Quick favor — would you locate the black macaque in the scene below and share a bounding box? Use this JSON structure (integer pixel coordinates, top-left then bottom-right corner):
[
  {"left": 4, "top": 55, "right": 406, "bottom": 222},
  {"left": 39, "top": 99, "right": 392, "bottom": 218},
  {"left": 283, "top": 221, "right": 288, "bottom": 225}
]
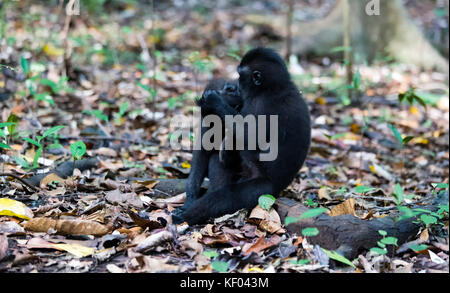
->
[
  {"left": 173, "top": 48, "right": 311, "bottom": 225},
  {"left": 181, "top": 78, "right": 243, "bottom": 213}
]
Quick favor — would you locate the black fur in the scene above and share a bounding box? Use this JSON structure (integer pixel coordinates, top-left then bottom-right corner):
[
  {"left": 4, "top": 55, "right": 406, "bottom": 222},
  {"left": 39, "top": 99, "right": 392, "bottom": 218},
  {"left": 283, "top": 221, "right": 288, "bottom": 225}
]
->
[
  {"left": 179, "top": 78, "right": 243, "bottom": 214},
  {"left": 173, "top": 48, "right": 311, "bottom": 225}
]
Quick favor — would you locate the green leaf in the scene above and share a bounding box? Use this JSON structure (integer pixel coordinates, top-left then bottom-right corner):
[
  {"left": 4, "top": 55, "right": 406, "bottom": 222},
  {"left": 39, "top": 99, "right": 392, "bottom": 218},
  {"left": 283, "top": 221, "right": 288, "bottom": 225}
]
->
[
  {"left": 378, "top": 230, "right": 387, "bottom": 236},
  {"left": 13, "top": 156, "right": 30, "bottom": 169},
  {"left": 33, "top": 147, "right": 42, "bottom": 168},
  {"left": 380, "top": 237, "right": 398, "bottom": 246},
  {"left": 0, "top": 129, "right": 5, "bottom": 139},
  {"left": 299, "top": 208, "right": 328, "bottom": 219},
  {"left": 388, "top": 124, "right": 403, "bottom": 144},
  {"left": 397, "top": 206, "right": 416, "bottom": 220},
  {"left": 47, "top": 143, "right": 63, "bottom": 149},
  {"left": 0, "top": 122, "right": 17, "bottom": 128},
  {"left": 203, "top": 250, "right": 218, "bottom": 259},
  {"left": 432, "top": 183, "right": 449, "bottom": 189},
  {"left": 70, "top": 141, "right": 86, "bottom": 161},
  {"left": 285, "top": 216, "right": 300, "bottom": 226},
  {"left": 329, "top": 133, "right": 346, "bottom": 141},
  {"left": 393, "top": 184, "right": 404, "bottom": 205},
  {"left": 420, "top": 214, "right": 437, "bottom": 226},
  {"left": 23, "top": 137, "right": 42, "bottom": 148},
  {"left": 377, "top": 241, "right": 386, "bottom": 248},
  {"left": 87, "top": 110, "right": 108, "bottom": 122},
  {"left": 370, "top": 247, "right": 387, "bottom": 255},
  {"left": 20, "top": 55, "right": 29, "bottom": 75},
  {"left": 409, "top": 244, "right": 428, "bottom": 252},
  {"left": 138, "top": 82, "right": 151, "bottom": 92},
  {"left": 211, "top": 261, "right": 229, "bottom": 273},
  {"left": 352, "top": 69, "right": 361, "bottom": 90},
  {"left": 402, "top": 136, "right": 415, "bottom": 145},
  {"left": 301, "top": 227, "right": 319, "bottom": 237},
  {"left": 226, "top": 52, "right": 241, "bottom": 61},
  {"left": 413, "top": 94, "right": 427, "bottom": 109},
  {"left": 33, "top": 92, "right": 54, "bottom": 105},
  {"left": 39, "top": 78, "right": 59, "bottom": 93},
  {"left": 42, "top": 125, "right": 65, "bottom": 139},
  {"left": 258, "top": 194, "right": 276, "bottom": 211},
  {"left": 321, "top": 248, "right": 356, "bottom": 268},
  {"left": 119, "top": 102, "right": 129, "bottom": 117},
  {"left": 290, "top": 259, "right": 310, "bottom": 265},
  {"left": 354, "top": 186, "right": 374, "bottom": 194},
  {"left": 6, "top": 114, "right": 18, "bottom": 136},
  {"left": 0, "top": 142, "right": 11, "bottom": 149}
]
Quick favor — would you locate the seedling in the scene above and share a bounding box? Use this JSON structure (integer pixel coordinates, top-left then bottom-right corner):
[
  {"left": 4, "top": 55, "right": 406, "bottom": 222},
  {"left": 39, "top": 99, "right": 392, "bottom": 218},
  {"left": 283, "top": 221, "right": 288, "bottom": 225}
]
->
[
  {"left": 258, "top": 194, "right": 276, "bottom": 211},
  {"left": 22, "top": 125, "right": 65, "bottom": 169},
  {"left": 370, "top": 230, "right": 398, "bottom": 256}
]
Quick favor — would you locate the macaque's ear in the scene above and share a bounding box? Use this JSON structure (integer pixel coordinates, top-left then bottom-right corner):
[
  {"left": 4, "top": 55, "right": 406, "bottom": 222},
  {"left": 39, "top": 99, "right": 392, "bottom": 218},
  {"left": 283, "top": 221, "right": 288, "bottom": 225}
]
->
[{"left": 252, "top": 70, "right": 262, "bottom": 86}]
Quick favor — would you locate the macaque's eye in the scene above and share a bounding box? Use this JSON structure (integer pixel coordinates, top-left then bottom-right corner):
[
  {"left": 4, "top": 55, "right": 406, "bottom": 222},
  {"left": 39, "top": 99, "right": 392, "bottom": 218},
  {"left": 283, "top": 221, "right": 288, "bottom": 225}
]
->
[{"left": 252, "top": 70, "right": 262, "bottom": 86}]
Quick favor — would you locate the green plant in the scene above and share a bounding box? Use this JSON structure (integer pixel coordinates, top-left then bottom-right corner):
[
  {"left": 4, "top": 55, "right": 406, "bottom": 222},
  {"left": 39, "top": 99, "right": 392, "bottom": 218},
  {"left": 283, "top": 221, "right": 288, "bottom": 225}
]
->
[
  {"left": 290, "top": 259, "right": 311, "bottom": 266},
  {"left": 22, "top": 125, "right": 65, "bottom": 169},
  {"left": 370, "top": 230, "right": 398, "bottom": 256},
  {"left": 398, "top": 88, "right": 427, "bottom": 108},
  {"left": 321, "top": 248, "right": 356, "bottom": 268},
  {"left": 0, "top": 120, "right": 18, "bottom": 150},
  {"left": 203, "top": 250, "right": 219, "bottom": 259},
  {"left": 395, "top": 183, "right": 448, "bottom": 232},
  {"left": 70, "top": 141, "right": 87, "bottom": 162},
  {"left": 258, "top": 194, "right": 276, "bottom": 211},
  {"left": 301, "top": 227, "right": 319, "bottom": 237},
  {"left": 138, "top": 82, "right": 157, "bottom": 103},
  {"left": 83, "top": 109, "right": 109, "bottom": 122},
  {"left": 211, "top": 261, "right": 229, "bottom": 273},
  {"left": 114, "top": 102, "right": 129, "bottom": 124},
  {"left": 305, "top": 198, "right": 318, "bottom": 208}
]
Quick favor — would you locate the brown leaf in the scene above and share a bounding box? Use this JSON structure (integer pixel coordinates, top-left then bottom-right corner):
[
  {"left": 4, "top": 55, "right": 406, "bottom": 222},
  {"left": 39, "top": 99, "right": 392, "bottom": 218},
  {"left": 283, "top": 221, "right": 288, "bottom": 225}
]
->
[
  {"left": 330, "top": 198, "right": 356, "bottom": 217},
  {"left": 248, "top": 206, "right": 285, "bottom": 234},
  {"left": 243, "top": 235, "right": 281, "bottom": 256},
  {"left": 200, "top": 234, "right": 229, "bottom": 246},
  {"left": 127, "top": 210, "right": 163, "bottom": 230},
  {"left": 23, "top": 217, "right": 109, "bottom": 236},
  {"left": 40, "top": 173, "right": 65, "bottom": 189},
  {"left": 105, "top": 190, "right": 143, "bottom": 209},
  {"left": 135, "top": 230, "right": 173, "bottom": 253},
  {"left": 318, "top": 186, "right": 332, "bottom": 200}
]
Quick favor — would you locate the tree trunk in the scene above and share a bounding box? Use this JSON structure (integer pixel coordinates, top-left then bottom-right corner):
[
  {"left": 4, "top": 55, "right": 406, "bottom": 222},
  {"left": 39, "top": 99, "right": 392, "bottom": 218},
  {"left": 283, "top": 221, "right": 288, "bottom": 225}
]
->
[{"left": 245, "top": 0, "right": 449, "bottom": 74}]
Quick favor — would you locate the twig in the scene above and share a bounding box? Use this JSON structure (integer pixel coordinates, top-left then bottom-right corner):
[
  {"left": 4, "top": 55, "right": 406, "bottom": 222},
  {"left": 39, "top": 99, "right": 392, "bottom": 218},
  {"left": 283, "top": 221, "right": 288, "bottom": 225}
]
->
[
  {"left": 0, "top": 173, "right": 39, "bottom": 192},
  {"left": 58, "top": 135, "right": 160, "bottom": 147}
]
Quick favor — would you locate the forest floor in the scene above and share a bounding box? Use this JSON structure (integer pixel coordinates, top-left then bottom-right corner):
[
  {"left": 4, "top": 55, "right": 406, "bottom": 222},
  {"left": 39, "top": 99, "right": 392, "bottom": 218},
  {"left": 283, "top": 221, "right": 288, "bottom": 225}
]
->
[{"left": 0, "top": 1, "right": 448, "bottom": 273}]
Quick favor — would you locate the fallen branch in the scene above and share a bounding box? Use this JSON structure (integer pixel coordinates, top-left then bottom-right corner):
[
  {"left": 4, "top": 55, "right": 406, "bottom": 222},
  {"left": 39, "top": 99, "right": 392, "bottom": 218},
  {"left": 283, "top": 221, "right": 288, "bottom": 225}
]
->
[
  {"left": 274, "top": 197, "right": 447, "bottom": 259},
  {"left": 24, "top": 158, "right": 100, "bottom": 187},
  {"left": 0, "top": 173, "right": 40, "bottom": 192}
]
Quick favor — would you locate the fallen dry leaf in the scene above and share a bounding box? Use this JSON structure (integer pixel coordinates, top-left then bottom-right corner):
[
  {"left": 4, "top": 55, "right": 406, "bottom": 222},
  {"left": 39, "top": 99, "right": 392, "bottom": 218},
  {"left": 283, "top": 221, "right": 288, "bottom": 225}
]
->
[
  {"left": 243, "top": 235, "right": 281, "bottom": 256},
  {"left": 248, "top": 206, "right": 285, "bottom": 234},
  {"left": 23, "top": 217, "right": 109, "bottom": 236},
  {"left": 330, "top": 198, "right": 356, "bottom": 217},
  {"left": 40, "top": 173, "right": 65, "bottom": 189},
  {"left": 135, "top": 230, "right": 173, "bottom": 253},
  {"left": 0, "top": 198, "right": 33, "bottom": 220},
  {"left": 26, "top": 237, "right": 95, "bottom": 258}
]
